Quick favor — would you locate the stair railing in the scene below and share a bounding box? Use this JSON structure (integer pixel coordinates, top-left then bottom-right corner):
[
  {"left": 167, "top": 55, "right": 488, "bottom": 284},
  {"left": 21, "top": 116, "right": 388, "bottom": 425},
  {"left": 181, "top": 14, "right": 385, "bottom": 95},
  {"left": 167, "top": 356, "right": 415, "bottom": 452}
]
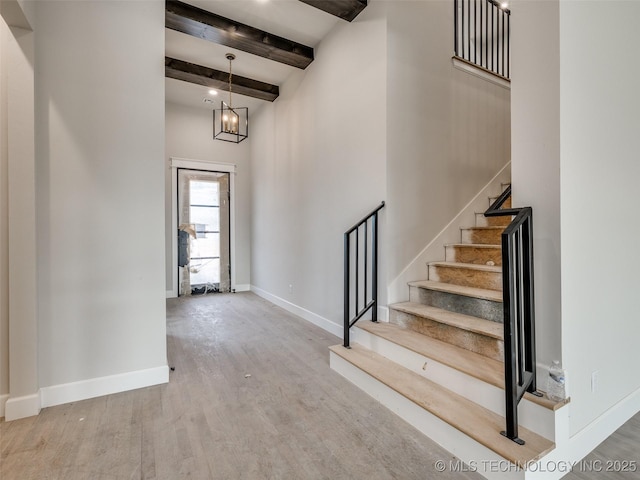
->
[
  {"left": 454, "top": 0, "right": 511, "bottom": 79},
  {"left": 343, "top": 202, "right": 385, "bottom": 348},
  {"left": 485, "top": 186, "right": 541, "bottom": 445}
]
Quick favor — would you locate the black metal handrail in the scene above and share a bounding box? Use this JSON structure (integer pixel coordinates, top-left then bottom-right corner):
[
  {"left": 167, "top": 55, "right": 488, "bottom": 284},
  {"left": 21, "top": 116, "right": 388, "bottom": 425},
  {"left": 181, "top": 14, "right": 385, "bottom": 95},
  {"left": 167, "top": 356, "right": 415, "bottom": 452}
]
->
[
  {"left": 454, "top": 0, "right": 511, "bottom": 79},
  {"left": 343, "top": 201, "right": 385, "bottom": 348},
  {"left": 485, "top": 186, "right": 541, "bottom": 444}
]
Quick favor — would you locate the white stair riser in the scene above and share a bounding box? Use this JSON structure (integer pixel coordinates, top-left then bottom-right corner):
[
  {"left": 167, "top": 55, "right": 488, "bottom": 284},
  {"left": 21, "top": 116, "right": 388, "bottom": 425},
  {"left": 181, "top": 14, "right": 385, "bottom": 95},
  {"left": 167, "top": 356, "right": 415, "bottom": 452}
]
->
[
  {"left": 330, "top": 351, "right": 527, "bottom": 480},
  {"left": 354, "top": 327, "right": 556, "bottom": 441}
]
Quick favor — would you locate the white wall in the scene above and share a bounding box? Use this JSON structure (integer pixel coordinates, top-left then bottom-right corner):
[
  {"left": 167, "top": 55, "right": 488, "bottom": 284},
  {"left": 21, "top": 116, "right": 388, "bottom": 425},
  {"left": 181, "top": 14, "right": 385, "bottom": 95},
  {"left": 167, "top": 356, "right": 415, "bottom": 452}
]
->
[
  {"left": 559, "top": 0, "right": 640, "bottom": 435},
  {"left": 385, "top": 1, "right": 511, "bottom": 286},
  {"left": 250, "top": 3, "right": 387, "bottom": 328},
  {"left": 250, "top": 0, "right": 510, "bottom": 330},
  {"left": 510, "top": 0, "right": 562, "bottom": 382},
  {"left": 0, "top": 17, "right": 9, "bottom": 403},
  {"left": 511, "top": 0, "right": 640, "bottom": 444},
  {"left": 34, "top": 1, "right": 167, "bottom": 391},
  {"left": 165, "top": 101, "right": 252, "bottom": 292},
  {"left": 2, "top": 11, "right": 38, "bottom": 420}
]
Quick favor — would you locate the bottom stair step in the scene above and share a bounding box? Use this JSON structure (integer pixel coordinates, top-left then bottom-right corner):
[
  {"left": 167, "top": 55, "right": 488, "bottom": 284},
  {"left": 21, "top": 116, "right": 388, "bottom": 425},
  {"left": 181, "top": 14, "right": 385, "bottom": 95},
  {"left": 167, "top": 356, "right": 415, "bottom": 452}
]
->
[{"left": 329, "top": 343, "right": 554, "bottom": 468}]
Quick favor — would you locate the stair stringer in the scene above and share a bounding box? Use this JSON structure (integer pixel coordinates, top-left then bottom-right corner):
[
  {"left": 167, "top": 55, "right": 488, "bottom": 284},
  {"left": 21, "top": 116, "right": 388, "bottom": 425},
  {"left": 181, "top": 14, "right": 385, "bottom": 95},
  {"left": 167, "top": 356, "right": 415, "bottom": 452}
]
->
[
  {"left": 353, "top": 325, "right": 558, "bottom": 441},
  {"left": 387, "top": 162, "right": 511, "bottom": 306}
]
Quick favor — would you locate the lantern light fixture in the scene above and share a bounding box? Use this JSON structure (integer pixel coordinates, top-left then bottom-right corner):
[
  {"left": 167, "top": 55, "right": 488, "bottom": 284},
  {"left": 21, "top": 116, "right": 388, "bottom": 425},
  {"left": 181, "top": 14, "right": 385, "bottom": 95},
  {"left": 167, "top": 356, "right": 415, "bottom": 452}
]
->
[{"left": 213, "top": 53, "right": 248, "bottom": 143}]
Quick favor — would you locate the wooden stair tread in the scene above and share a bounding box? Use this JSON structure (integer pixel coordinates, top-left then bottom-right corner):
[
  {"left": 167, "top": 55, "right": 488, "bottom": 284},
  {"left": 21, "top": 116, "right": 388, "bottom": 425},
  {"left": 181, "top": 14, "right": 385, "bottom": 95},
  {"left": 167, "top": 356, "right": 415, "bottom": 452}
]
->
[
  {"left": 390, "top": 301, "right": 503, "bottom": 340},
  {"left": 357, "top": 320, "right": 504, "bottom": 386},
  {"left": 429, "top": 261, "right": 502, "bottom": 273},
  {"left": 410, "top": 280, "right": 503, "bottom": 303},
  {"left": 330, "top": 344, "right": 555, "bottom": 465},
  {"left": 356, "top": 321, "right": 563, "bottom": 411}
]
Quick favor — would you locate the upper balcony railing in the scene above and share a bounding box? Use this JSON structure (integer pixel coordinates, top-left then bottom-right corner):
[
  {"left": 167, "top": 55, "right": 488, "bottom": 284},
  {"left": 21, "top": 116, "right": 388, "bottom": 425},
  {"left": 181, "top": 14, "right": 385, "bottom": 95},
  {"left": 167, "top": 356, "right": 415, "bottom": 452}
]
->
[{"left": 454, "top": 0, "right": 511, "bottom": 79}]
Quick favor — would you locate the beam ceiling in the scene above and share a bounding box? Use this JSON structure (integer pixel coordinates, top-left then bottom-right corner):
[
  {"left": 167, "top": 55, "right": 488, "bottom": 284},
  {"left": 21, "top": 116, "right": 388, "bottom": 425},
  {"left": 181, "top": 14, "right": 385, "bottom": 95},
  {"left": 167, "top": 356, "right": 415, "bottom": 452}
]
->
[
  {"left": 165, "top": 57, "right": 280, "bottom": 102},
  {"left": 166, "top": 0, "right": 314, "bottom": 70},
  {"left": 298, "top": 0, "right": 367, "bottom": 22}
]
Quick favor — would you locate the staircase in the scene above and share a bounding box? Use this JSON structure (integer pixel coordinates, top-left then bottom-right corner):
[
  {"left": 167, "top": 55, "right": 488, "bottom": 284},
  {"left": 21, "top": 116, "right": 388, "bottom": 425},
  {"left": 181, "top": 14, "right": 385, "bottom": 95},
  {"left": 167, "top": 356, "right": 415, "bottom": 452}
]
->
[{"left": 330, "top": 187, "right": 565, "bottom": 479}]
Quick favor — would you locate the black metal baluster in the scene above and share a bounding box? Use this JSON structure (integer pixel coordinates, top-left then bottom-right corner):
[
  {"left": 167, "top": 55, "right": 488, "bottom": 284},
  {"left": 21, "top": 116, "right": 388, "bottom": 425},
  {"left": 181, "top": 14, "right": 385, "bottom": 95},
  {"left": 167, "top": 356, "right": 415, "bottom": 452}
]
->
[
  {"left": 491, "top": 3, "right": 494, "bottom": 72},
  {"left": 502, "top": 233, "right": 519, "bottom": 442},
  {"left": 485, "top": 1, "right": 488, "bottom": 68},
  {"left": 364, "top": 221, "right": 368, "bottom": 308},
  {"left": 474, "top": 0, "right": 477, "bottom": 64},
  {"left": 343, "top": 233, "right": 350, "bottom": 348},
  {"left": 507, "top": 11, "right": 510, "bottom": 78},
  {"left": 372, "top": 213, "right": 378, "bottom": 322},
  {"left": 523, "top": 214, "right": 538, "bottom": 392},
  {"left": 501, "top": 9, "right": 505, "bottom": 77},
  {"left": 355, "top": 227, "right": 359, "bottom": 315},
  {"left": 480, "top": 0, "right": 483, "bottom": 67},
  {"left": 467, "top": 0, "right": 471, "bottom": 61},
  {"left": 454, "top": 0, "right": 459, "bottom": 56}
]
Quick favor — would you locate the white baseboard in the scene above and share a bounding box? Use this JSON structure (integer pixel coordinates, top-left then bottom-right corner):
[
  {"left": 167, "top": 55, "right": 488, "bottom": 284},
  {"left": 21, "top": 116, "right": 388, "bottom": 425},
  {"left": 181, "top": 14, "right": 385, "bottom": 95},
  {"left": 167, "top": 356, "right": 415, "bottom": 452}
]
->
[
  {"left": 377, "top": 305, "right": 389, "bottom": 322},
  {"left": 251, "top": 285, "right": 342, "bottom": 338},
  {"left": 233, "top": 284, "right": 251, "bottom": 292},
  {"left": 530, "top": 387, "right": 640, "bottom": 480},
  {"left": 0, "top": 393, "right": 8, "bottom": 418},
  {"left": 166, "top": 289, "right": 177, "bottom": 299},
  {"left": 4, "top": 391, "right": 41, "bottom": 421},
  {"left": 40, "top": 365, "right": 169, "bottom": 409}
]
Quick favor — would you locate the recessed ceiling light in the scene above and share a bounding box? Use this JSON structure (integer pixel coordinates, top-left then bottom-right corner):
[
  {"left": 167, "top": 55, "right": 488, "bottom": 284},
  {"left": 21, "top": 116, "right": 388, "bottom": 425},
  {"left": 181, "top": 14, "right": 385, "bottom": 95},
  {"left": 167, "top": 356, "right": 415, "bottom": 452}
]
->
[{"left": 208, "top": 89, "right": 218, "bottom": 96}]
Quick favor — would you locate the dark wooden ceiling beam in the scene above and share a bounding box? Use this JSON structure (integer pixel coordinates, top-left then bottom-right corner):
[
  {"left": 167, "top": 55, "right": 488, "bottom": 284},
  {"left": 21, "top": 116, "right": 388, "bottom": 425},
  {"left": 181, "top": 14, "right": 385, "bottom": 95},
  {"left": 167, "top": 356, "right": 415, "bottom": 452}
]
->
[
  {"left": 166, "top": 0, "right": 314, "bottom": 70},
  {"left": 165, "top": 57, "right": 280, "bottom": 102},
  {"left": 298, "top": 0, "right": 367, "bottom": 22}
]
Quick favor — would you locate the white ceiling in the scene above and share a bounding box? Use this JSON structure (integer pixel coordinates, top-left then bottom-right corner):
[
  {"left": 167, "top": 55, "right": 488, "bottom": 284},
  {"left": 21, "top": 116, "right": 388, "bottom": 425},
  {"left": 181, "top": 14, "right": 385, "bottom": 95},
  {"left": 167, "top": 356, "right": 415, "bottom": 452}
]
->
[{"left": 165, "top": 0, "right": 341, "bottom": 113}]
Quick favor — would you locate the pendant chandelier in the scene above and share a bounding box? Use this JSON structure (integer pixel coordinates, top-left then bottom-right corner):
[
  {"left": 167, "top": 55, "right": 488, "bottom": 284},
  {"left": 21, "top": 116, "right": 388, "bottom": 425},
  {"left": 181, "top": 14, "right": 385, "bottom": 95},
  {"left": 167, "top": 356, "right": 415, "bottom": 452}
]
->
[{"left": 213, "top": 53, "right": 248, "bottom": 143}]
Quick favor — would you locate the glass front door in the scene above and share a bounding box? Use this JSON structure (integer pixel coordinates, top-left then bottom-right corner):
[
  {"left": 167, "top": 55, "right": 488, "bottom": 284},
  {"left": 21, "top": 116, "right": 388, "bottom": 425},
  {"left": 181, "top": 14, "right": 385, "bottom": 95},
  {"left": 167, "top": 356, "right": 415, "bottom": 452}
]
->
[{"left": 177, "top": 169, "right": 230, "bottom": 295}]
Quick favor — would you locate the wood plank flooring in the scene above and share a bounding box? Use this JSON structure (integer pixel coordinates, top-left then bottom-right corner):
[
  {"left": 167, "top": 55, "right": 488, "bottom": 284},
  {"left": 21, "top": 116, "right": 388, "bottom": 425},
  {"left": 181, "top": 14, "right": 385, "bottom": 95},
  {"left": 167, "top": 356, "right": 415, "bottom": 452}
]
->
[
  {"left": 563, "top": 411, "right": 640, "bottom": 480},
  {"left": 0, "top": 292, "right": 482, "bottom": 480},
  {"left": 1, "top": 292, "right": 638, "bottom": 479}
]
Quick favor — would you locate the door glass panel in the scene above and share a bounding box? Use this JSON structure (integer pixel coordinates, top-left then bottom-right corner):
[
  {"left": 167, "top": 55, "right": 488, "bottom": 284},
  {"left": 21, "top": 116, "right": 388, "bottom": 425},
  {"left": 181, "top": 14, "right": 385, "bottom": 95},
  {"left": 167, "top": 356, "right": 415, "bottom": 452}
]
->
[
  {"left": 177, "top": 170, "right": 230, "bottom": 295},
  {"left": 190, "top": 181, "right": 219, "bottom": 206},
  {"left": 190, "top": 233, "right": 220, "bottom": 259},
  {"left": 189, "top": 258, "right": 220, "bottom": 285},
  {"left": 189, "top": 206, "right": 220, "bottom": 231}
]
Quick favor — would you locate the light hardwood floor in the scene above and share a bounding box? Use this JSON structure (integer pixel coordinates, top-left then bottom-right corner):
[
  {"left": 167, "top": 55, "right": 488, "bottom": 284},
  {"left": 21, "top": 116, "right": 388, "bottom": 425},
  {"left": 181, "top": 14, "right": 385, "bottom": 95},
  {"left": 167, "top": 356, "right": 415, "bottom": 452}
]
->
[{"left": 0, "top": 292, "right": 638, "bottom": 479}]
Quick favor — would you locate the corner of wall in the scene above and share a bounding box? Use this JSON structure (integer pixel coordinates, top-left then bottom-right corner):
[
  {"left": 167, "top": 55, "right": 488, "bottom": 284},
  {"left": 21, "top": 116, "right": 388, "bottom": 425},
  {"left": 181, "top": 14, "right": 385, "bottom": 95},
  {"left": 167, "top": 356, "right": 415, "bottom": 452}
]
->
[
  {"left": 0, "top": 15, "right": 10, "bottom": 401},
  {"left": 0, "top": 393, "right": 9, "bottom": 418}
]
